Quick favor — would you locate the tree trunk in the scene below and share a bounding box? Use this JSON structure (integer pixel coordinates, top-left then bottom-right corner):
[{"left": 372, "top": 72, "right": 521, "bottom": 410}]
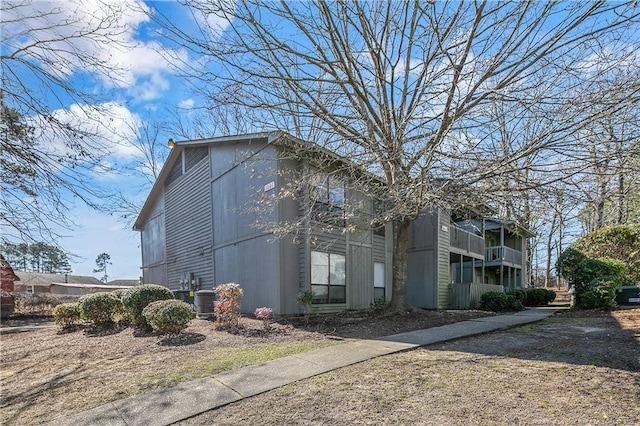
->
[
  {"left": 544, "top": 212, "right": 557, "bottom": 288},
  {"left": 617, "top": 171, "right": 625, "bottom": 225},
  {"left": 388, "top": 218, "right": 413, "bottom": 312}
]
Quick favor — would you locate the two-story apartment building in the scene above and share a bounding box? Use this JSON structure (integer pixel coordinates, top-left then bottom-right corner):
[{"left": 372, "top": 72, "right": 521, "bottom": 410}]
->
[
  {"left": 134, "top": 131, "right": 531, "bottom": 314},
  {"left": 407, "top": 211, "right": 532, "bottom": 310},
  {"left": 133, "top": 132, "right": 392, "bottom": 315}
]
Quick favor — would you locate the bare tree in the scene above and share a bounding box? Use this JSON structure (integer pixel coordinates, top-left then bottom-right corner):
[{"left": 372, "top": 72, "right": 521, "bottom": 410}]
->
[
  {"left": 0, "top": 0, "right": 147, "bottom": 242},
  {"left": 153, "top": 1, "right": 639, "bottom": 311},
  {"left": 569, "top": 62, "right": 640, "bottom": 232}
]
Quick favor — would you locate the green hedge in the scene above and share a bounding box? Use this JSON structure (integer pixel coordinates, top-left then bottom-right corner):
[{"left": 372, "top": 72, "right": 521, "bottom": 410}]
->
[
  {"left": 580, "top": 279, "right": 617, "bottom": 310},
  {"left": 142, "top": 299, "right": 193, "bottom": 334},
  {"left": 78, "top": 292, "right": 122, "bottom": 326},
  {"left": 524, "top": 288, "right": 556, "bottom": 306},
  {"left": 122, "top": 284, "right": 174, "bottom": 327},
  {"left": 52, "top": 302, "right": 82, "bottom": 328},
  {"left": 480, "top": 292, "right": 524, "bottom": 312}
]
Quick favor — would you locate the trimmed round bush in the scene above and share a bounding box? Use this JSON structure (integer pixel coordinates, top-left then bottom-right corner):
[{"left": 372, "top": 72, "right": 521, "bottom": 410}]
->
[
  {"left": 525, "top": 288, "right": 548, "bottom": 306},
  {"left": 52, "top": 302, "right": 82, "bottom": 328},
  {"left": 142, "top": 299, "right": 193, "bottom": 335},
  {"left": 506, "top": 289, "right": 526, "bottom": 304},
  {"left": 78, "top": 292, "right": 122, "bottom": 326},
  {"left": 109, "top": 288, "right": 128, "bottom": 322},
  {"left": 480, "top": 292, "right": 523, "bottom": 312},
  {"left": 543, "top": 289, "right": 557, "bottom": 304},
  {"left": 122, "top": 284, "right": 174, "bottom": 327}
]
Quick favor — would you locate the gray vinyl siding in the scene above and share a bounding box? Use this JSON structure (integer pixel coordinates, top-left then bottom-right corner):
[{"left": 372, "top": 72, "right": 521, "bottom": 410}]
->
[
  {"left": 165, "top": 153, "right": 183, "bottom": 187},
  {"left": 184, "top": 147, "right": 208, "bottom": 172},
  {"left": 373, "top": 235, "right": 386, "bottom": 262},
  {"left": 436, "top": 210, "right": 451, "bottom": 309},
  {"left": 165, "top": 157, "right": 213, "bottom": 291}
]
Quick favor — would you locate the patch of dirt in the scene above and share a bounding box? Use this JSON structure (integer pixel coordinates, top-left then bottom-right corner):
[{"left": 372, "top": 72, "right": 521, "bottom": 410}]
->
[
  {"left": 0, "top": 309, "right": 490, "bottom": 425},
  {"left": 181, "top": 308, "right": 640, "bottom": 426},
  {"left": 278, "top": 308, "right": 494, "bottom": 339}
]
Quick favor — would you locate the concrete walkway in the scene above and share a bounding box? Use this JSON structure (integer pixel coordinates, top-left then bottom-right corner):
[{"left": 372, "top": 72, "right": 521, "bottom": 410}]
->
[{"left": 49, "top": 308, "right": 554, "bottom": 426}]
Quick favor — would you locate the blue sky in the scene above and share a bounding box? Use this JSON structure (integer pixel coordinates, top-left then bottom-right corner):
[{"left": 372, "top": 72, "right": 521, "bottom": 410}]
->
[
  {"left": 1, "top": 0, "right": 224, "bottom": 279},
  {"left": 3, "top": 1, "right": 638, "bottom": 280}
]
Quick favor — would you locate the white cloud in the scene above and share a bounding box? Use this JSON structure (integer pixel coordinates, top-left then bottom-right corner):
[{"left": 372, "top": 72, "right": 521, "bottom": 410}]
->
[
  {"left": 28, "top": 101, "right": 144, "bottom": 182},
  {"left": 189, "top": 0, "right": 235, "bottom": 38},
  {"left": 2, "top": 0, "right": 185, "bottom": 102},
  {"left": 178, "top": 98, "right": 195, "bottom": 109}
]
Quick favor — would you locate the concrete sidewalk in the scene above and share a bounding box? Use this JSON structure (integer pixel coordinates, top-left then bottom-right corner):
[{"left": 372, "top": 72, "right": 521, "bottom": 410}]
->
[{"left": 49, "top": 308, "right": 554, "bottom": 426}]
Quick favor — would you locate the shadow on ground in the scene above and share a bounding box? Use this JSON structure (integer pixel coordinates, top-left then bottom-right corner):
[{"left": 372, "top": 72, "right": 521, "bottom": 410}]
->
[
  {"left": 277, "top": 309, "right": 494, "bottom": 339},
  {"left": 428, "top": 308, "right": 640, "bottom": 372}
]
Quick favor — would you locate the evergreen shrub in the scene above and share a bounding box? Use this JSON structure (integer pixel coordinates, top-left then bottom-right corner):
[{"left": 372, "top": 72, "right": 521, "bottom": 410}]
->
[
  {"left": 580, "top": 279, "right": 617, "bottom": 310},
  {"left": 78, "top": 292, "right": 121, "bottom": 326},
  {"left": 142, "top": 299, "right": 193, "bottom": 334},
  {"left": 122, "top": 284, "right": 174, "bottom": 327},
  {"left": 52, "top": 302, "right": 82, "bottom": 328},
  {"left": 480, "top": 291, "right": 523, "bottom": 312}
]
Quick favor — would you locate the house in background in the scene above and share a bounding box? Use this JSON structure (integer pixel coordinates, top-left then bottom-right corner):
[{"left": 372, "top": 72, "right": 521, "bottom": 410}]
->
[
  {"left": 107, "top": 279, "right": 141, "bottom": 287},
  {"left": 13, "top": 272, "right": 137, "bottom": 296},
  {"left": 1, "top": 254, "right": 19, "bottom": 293},
  {"left": 134, "top": 131, "right": 532, "bottom": 314}
]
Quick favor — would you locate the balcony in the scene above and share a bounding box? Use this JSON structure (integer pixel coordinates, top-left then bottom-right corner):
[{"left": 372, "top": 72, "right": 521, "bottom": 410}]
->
[
  {"left": 449, "top": 226, "right": 485, "bottom": 259},
  {"left": 485, "top": 246, "right": 522, "bottom": 267}
]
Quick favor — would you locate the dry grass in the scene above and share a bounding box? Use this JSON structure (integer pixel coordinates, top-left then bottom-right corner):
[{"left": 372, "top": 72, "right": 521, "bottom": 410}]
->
[
  {"left": 0, "top": 317, "right": 337, "bottom": 426},
  {"left": 181, "top": 309, "right": 640, "bottom": 426},
  {"left": 0, "top": 308, "right": 488, "bottom": 425}
]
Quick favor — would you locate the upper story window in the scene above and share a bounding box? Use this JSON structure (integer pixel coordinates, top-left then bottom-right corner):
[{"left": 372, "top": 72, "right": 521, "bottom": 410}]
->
[{"left": 310, "top": 174, "right": 345, "bottom": 222}]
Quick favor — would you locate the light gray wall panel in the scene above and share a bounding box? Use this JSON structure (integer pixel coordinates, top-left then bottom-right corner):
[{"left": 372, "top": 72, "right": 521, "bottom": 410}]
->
[
  {"left": 210, "top": 144, "right": 236, "bottom": 180},
  {"left": 212, "top": 144, "right": 278, "bottom": 246},
  {"left": 213, "top": 236, "right": 281, "bottom": 314},
  {"left": 144, "top": 264, "right": 166, "bottom": 286},
  {"left": 140, "top": 192, "right": 166, "bottom": 285},
  {"left": 407, "top": 249, "right": 437, "bottom": 309},
  {"left": 213, "top": 244, "right": 237, "bottom": 285},
  {"left": 165, "top": 158, "right": 213, "bottom": 291},
  {"left": 278, "top": 158, "right": 303, "bottom": 314},
  {"left": 212, "top": 171, "right": 238, "bottom": 244},
  {"left": 147, "top": 191, "right": 164, "bottom": 218},
  {"left": 348, "top": 245, "right": 373, "bottom": 309},
  {"left": 141, "top": 213, "right": 165, "bottom": 266},
  {"left": 409, "top": 210, "right": 437, "bottom": 250}
]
